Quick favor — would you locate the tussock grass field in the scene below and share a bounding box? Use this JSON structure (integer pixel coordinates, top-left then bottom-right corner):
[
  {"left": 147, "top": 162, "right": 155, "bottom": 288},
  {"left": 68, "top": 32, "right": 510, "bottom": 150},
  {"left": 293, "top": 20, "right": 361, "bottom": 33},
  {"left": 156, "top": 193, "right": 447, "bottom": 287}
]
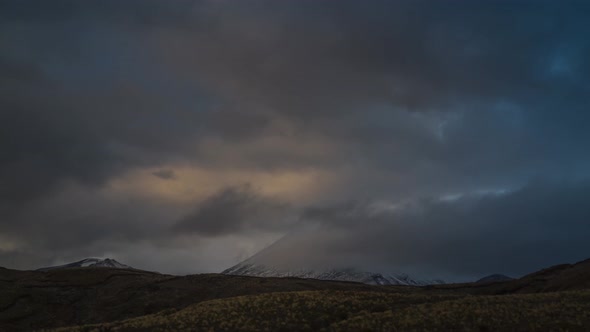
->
[{"left": 53, "top": 289, "right": 590, "bottom": 332}]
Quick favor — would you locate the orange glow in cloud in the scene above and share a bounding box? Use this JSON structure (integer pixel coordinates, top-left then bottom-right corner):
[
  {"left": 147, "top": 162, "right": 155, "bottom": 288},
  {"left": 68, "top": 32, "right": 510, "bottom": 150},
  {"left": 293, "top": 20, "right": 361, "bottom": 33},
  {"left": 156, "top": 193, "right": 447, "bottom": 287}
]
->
[{"left": 106, "top": 165, "right": 333, "bottom": 206}]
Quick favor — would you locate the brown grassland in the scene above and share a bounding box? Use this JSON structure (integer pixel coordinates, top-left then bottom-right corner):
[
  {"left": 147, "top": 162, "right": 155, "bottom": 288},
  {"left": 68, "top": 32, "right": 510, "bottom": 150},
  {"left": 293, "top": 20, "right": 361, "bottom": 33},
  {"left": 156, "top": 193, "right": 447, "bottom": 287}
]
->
[{"left": 53, "top": 289, "right": 590, "bottom": 332}]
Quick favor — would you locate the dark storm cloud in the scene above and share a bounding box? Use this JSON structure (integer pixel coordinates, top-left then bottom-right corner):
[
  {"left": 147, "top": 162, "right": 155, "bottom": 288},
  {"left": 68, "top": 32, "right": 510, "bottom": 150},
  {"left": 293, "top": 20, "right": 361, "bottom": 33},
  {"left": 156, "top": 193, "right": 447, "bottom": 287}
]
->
[
  {"left": 1, "top": 0, "right": 590, "bottom": 275},
  {"left": 0, "top": 3, "right": 203, "bottom": 209},
  {"left": 147, "top": 0, "right": 590, "bottom": 189},
  {"left": 2, "top": 0, "right": 590, "bottom": 200},
  {"left": 152, "top": 169, "right": 176, "bottom": 180},
  {"left": 0, "top": 0, "right": 194, "bottom": 24},
  {"left": 156, "top": 0, "right": 590, "bottom": 111},
  {"left": 0, "top": 58, "right": 121, "bottom": 209},
  {"left": 174, "top": 185, "right": 291, "bottom": 236}
]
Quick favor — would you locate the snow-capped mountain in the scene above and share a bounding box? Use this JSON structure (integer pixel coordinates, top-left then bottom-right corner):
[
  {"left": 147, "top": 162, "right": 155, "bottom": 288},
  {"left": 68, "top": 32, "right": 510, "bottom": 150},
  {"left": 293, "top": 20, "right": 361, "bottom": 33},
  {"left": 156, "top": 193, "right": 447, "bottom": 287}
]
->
[
  {"left": 222, "top": 262, "right": 444, "bottom": 286},
  {"left": 38, "top": 258, "right": 131, "bottom": 271},
  {"left": 221, "top": 231, "right": 444, "bottom": 286}
]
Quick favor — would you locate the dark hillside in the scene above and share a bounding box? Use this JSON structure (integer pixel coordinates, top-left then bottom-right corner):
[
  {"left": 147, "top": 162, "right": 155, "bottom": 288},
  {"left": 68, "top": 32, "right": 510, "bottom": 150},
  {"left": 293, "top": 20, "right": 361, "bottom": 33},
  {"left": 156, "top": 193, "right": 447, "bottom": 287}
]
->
[{"left": 0, "top": 267, "right": 394, "bottom": 331}]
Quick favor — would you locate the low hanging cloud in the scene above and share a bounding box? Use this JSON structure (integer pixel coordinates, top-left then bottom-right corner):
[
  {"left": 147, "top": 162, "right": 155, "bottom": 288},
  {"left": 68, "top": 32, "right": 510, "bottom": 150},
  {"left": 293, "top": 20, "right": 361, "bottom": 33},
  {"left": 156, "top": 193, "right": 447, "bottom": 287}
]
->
[
  {"left": 249, "top": 181, "right": 590, "bottom": 281},
  {"left": 174, "top": 184, "right": 292, "bottom": 237}
]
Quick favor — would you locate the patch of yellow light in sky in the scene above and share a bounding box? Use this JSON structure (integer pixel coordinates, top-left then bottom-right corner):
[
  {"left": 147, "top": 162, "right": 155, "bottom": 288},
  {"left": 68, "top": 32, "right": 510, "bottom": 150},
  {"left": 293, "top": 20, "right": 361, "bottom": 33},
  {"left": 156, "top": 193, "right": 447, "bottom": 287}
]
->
[
  {"left": 0, "top": 235, "right": 22, "bottom": 252},
  {"left": 106, "top": 165, "right": 333, "bottom": 206}
]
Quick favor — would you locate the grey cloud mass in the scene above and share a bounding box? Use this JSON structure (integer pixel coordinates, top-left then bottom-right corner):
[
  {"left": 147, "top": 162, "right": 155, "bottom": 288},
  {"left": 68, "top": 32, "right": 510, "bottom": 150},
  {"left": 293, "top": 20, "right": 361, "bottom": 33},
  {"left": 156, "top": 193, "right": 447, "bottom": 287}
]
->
[
  {"left": 174, "top": 185, "right": 291, "bottom": 236},
  {"left": 152, "top": 169, "right": 177, "bottom": 180},
  {"left": 1, "top": 0, "right": 590, "bottom": 279}
]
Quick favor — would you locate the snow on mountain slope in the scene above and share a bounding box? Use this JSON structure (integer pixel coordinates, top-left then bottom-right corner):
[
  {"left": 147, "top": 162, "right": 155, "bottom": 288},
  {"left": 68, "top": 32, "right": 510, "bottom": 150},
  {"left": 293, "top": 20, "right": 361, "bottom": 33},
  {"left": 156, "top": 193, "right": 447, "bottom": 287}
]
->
[
  {"left": 221, "top": 231, "right": 444, "bottom": 286},
  {"left": 222, "top": 262, "right": 444, "bottom": 286},
  {"left": 38, "top": 258, "right": 131, "bottom": 271}
]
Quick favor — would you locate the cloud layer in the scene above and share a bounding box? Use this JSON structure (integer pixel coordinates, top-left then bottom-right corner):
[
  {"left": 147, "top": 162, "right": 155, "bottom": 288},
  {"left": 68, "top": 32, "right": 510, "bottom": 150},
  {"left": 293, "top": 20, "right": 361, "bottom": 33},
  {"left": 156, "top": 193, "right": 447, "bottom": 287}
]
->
[{"left": 1, "top": 0, "right": 590, "bottom": 279}]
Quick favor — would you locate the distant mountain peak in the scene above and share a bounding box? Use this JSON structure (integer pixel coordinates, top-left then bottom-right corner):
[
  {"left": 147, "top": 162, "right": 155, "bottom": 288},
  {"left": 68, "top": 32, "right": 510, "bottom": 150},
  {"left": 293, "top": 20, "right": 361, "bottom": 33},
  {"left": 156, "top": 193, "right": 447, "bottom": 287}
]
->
[
  {"left": 222, "top": 262, "right": 444, "bottom": 286},
  {"left": 476, "top": 274, "right": 514, "bottom": 283},
  {"left": 38, "top": 258, "right": 131, "bottom": 271}
]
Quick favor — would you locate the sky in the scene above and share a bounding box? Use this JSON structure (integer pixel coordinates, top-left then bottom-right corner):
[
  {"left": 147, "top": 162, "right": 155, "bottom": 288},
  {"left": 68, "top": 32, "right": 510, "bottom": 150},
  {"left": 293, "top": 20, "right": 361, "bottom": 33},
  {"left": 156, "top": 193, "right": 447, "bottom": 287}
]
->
[{"left": 1, "top": 0, "right": 590, "bottom": 281}]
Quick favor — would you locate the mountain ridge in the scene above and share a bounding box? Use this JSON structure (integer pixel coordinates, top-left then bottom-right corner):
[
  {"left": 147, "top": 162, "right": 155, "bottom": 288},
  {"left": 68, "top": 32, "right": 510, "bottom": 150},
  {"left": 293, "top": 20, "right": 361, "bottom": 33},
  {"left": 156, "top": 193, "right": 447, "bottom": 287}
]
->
[
  {"left": 37, "top": 258, "right": 131, "bottom": 271},
  {"left": 2, "top": 257, "right": 590, "bottom": 331},
  {"left": 222, "top": 262, "right": 444, "bottom": 286},
  {"left": 476, "top": 274, "right": 514, "bottom": 283}
]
